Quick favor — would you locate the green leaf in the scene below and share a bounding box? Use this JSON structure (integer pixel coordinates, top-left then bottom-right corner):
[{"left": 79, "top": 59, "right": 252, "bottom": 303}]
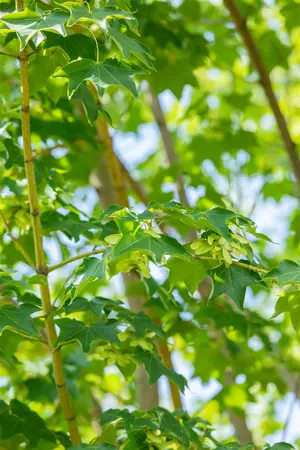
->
[
  {"left": 148, "top": 202, "right": 252, "bottom": 241},
  {"left": 54, "top": 58, "right": 142, "bottom": 98},
  {"left": 159, "top": 410, "right": 189, "bottom": 444},
  {"left": 0, "top": 400, "right": 56, "bottom": 446},
  {"left": 1, "top": 9, "right": 68, "bottom": 49},
  {"left": 209, "top": 264, "right": 262, "bottom": 309},
  {"left": 41, "top": 211, "right": 95, "bottom": 241},
  {"left": 43, "top": 32, "right": 98, "bottom": 60},
  {"left": 112, "top": 229, "right": 187, "bottom": 262},
  {"left": 216, "top": 444, "right": 255, "bottom": 450},
  {"left": 110, "top": 27, "right": 155, "bottom": 68},
  {"left": 27, "top": 274, "right": 48, "bottom": 285},
  {"left": 258, "top": 30, "right": 291, "bottom": 70},
  {"left": 100, "top": 408, "right": 157, "bottom": 431},
  {"left": 167, "top": 257, "right": 214, "bottom": 293},
  {"left": 73, "top": 82, "right": 112, "bottom": 124},
  {"left": 69, "top": 445, "right": 116, "bottom": 450},
  {"left": 63, "top": 2, "right": 136, "bottom": 28},
  {"left": 64, "top": 296, "right": 122, "bottom": 316},
  {"left": 54, "top": 318, "right": 120, "bottom": 351},
  {"left": 265, "top": 260, "right": 300, "bottom": 285},
  {"left": 0, "top": 304, "right": 40, "bottom": 338},
  {"left": 4, "top": 139, "right": 23, "bottom": 169},
  {"left": 272, "top": 288, "right": 300, "bottom": 332},
  {"left": 201, "top": 207, "right": 252, "bottom": 242},
  {"left": 266, "top": 444, "right": 295, "bottom": 450},
  {"left": 134, "top": 348, "right": 187, "bottom": 392},
  {"left": 29, "top": 51, "right": 67, "bottom": 95},
  {"left": 74, "top": 257, "right": 106, "bottom": 283},
  {"left": 121, "top": 311, "right": 165, "bottom": 339}
]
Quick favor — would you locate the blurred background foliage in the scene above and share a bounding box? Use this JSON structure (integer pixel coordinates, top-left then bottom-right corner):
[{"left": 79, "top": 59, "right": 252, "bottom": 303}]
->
[{"left": 0, "top": 0, "right": 300, "bottom": 447}]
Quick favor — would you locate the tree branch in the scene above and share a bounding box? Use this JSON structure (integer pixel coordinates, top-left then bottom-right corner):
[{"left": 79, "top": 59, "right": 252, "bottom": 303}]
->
[
  {"left": 118, "top": 157, "right": 149, "bottom": 206},
  {"left": 48, "top": 248, "right": 105, "bottom": 273},
  {"left": 0, "top": 210, "right": 35, "bottom": 267},
  {"left": 282, "top": 376, "right": 299, "bottom": 441},
  {"left": 16, "top": 0, "right": 80, "bottom": 442},
  {"left": 194, "top": 255, "right": 268, "bottom": 274},
  {"left": 147, "top": 89, "right": 193, "bottom": 207},
  {"left": 0, "top": 50, "right": 19, "bottom": 58},
  {"left": 223, "top": 0, "right": 300, "bottom": 189},
  {"left": 89, "top": 83, "right": 129, "bottom": 206},
  {"left": 148, "top": 89, "right": 254, "bottom": 441}
]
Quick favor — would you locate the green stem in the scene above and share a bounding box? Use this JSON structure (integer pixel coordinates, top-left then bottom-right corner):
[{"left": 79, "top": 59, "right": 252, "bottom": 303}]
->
[
  {"left": 0, "top": 50, "right": 18, "bottom": 58},
  {"left": 16, "top": 0, "right": 81, "bottom": 443},
  {"left": 48, "top": 248, "right": 105, "bottom": 273},
  {"left": 194, "top": 255, "right": 268, "bottom": 274}
]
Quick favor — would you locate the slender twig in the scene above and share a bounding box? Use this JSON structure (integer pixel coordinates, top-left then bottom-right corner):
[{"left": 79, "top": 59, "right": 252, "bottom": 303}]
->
[
  {"left": 118, "top": 157, "right": 149, "bottom": 206},
  {"left": 48, "top": 248, "right": 105, "bottom": 273},
  {"left": 52, "top": 267, "right": 77, "bottom": 308},
  {"left": 147, "top": 89, "right": 197, "bottom": 242},
  {"left": 147, "top": 90, "right": 254, "bottom": 439},
  {"left": 194, "top": 255, "right": 268, "bottom": 274},
  {"left": 89, "top": 102, "right": 165, "bottom": 410},
  {"left": 89, "top": 82, "right": 129, "bottom": 206},
  {"left": 223, "top": 0, "right": 300, "bottom": 188},
  {"left": 247, "top": 180, "right": 268, "bottom": 217},
  {"left": 157, "top": 339, "right": 182, "bottom": 409},
  {"left": 0, "top": 211, "right": 35, "bottom": 267},
  {"left": 147, "top": 89, "right": 192, "bottom": 208},
  {"left": 16, "top": 0, "right": 81, "bottom": 443},
  {"left": 0, "top": 50, "right": 19, "bottom": 58}
]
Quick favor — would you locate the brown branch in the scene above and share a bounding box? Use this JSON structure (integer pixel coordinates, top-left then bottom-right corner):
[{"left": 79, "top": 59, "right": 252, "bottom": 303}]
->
[
  {"left": 147, "top": 90, "right": 254, "bottom": 441},
  {"left": 85, "top": 99, "right": 161, "bottom": 410},
  {"left": 223, "top": 0, "right": 300, "bottom": 188},
  {"left": 118, "top": 157, "right": 149, "bottom": 206},
  {"left": 224, "top": 368, "right": 254, "bottom": 444},
  {"left": 147, "top": 89, "right": 193, "bottom": 207},
  {"left": 89, "top": 83, "right": 129, "bottom": 206},
  {"left": 157, "top": 339, "right": 182, "bottom": 409}
]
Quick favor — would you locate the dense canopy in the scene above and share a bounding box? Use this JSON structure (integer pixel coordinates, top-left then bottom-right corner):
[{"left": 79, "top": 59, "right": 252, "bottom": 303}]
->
[{"left": 0, "top": 0, "right": 300, "bottom": 449}]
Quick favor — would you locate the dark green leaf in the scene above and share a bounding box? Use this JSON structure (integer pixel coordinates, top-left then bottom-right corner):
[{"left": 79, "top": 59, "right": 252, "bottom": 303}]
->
[
  {"left": 69, "top": 444, "right": 116, "bottom": 450},
  {"left": 55, "top": 318, "right": 120, "bottom": 351},
  {"left": 121, "top": 311, "right": 165, "bottom": 339},
  {"left": 0, "top": 304, "right": 40, "bottom": 338},
  {"left": 41, "top": 211, "right": 95, "bottom": 241},
  {"left": 134, "top": 348, "right": 187, "bottom": 392},
  {"left": 1, "top": 9, "right": 68, "bottom": 49},
  {"left": 54, "top": 58, "right": 142, "bottom": 98},
  {"left": 64, "top": 296, "right": 122, "bottom": 316},
  {"left": 265, "top": 260, "right": 300, "bottom": 285},
  {"left": 112, "top": 229, "right": 187, "bottom": 262},
  {"left": 64, "top": 2, "right": 136, "bottom": 28},
  {"left": 209, "top": 264, "right": 262, "bottom": 309},
  {"left": 74, "top": 257, "right": 106, "bottom": 283},
  {"left": 0, "top": 400, "right": 56, "bottom": 446},
  {"left": 110, "top": 27, "right": 154, "bottom": 68},
  {"left": 167, "top": 257, "right": 213, "bottom": 293}
]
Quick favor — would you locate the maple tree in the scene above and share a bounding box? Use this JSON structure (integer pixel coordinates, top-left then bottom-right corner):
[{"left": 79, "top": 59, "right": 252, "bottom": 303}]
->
[{"left": 0, "top": 0, "right": 300, "bottom": 449}]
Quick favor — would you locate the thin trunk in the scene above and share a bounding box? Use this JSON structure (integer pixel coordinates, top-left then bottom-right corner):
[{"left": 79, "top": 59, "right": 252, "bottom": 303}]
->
[
  {"left": 90, "top": 114, "right": 159, "bottom": 409},
  {"left": 148, "top": 89, "right": 253, "bottom": 443},
  {"left": 224, "top": 368, "right": 253, "bottom": 444},
  {"left": 147, "top": 89, "right": 192, "bottom": 208},
  {"left": 16, "top": 0, "right": 80, "bottom": 444},
  {"left": 223, "top": 0, "right": 300, "bottom": 189}
]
